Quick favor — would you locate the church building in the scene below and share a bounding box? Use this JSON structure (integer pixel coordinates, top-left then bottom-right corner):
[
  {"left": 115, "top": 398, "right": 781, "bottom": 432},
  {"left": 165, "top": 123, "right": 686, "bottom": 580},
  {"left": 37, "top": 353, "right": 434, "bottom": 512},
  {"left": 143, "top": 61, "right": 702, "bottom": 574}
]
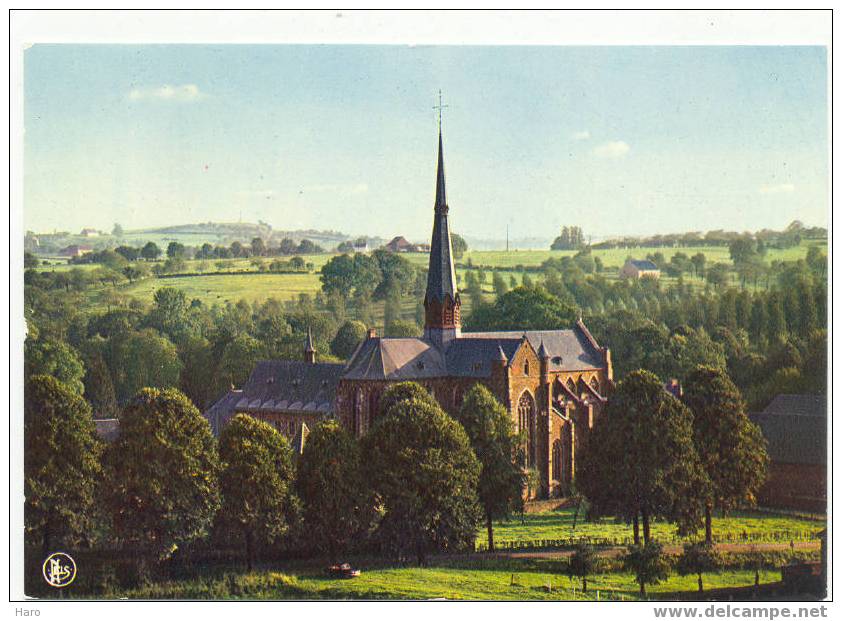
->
[{"left": 205, "top": 125, "right": 613, "bottom": 498}]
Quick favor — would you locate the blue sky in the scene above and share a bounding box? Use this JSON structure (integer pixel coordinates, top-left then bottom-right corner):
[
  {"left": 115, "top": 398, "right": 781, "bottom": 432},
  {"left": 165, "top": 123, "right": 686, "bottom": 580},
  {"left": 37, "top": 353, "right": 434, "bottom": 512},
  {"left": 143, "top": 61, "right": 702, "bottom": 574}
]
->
[{"left": 24, "top": 45, "right": 828, "bottom": 241}]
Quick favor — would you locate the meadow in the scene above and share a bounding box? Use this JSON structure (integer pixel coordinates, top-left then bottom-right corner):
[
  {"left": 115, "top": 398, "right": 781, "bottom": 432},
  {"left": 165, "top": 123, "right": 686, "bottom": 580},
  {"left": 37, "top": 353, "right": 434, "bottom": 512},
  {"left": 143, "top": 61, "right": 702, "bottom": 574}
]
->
[
  {"left": 485, "top": 507, "right": 825, "bottom": 550},
  {"left": 97, "top": 563, "right": 784, "bottom": 601},
  {"left": 35, "top": 241, "right": 825, "bottom": 323}
]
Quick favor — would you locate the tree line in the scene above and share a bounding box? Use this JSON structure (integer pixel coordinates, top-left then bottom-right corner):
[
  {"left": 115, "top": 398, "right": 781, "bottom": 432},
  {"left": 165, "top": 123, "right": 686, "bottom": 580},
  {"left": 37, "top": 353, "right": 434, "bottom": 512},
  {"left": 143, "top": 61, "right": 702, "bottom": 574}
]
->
[{"left": 26, "top": 377, "right": 523, "bottom": 576}]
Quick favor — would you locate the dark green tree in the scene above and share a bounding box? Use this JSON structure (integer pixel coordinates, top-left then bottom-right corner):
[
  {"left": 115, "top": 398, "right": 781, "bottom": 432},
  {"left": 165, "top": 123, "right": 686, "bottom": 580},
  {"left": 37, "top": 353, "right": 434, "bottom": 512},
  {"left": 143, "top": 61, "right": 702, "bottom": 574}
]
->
[
  {"left": 451, "top": 233, "right": 468, "bottom": 259},
  {"left": 218, "top": 414, "right": 296, "bottom": 570},
  {"left": 677, "top": 542, "right": 723, "bottom": 593},
  {"left": 296, "top": 420, "right": 371, "bottom": 560},
  {"left": 567, "top": 543, "right": 599, "bottom": 593},
  {"left": 103, "top": 388, "right": 220, "bottom": 560},
  {"left": 682, "top": 367, "right": 769, "bottom": 544},
  {"left": 330, "top": 320, "right": 368, "bottom": 360},
  {"left": 454, "top": 384, "right": 524, "bottom": 551},
  {"left": 25, "top": 375, "right": 102, "bottom": 555},
  {"left": 25, "top": 338, "right": 86, "bottom": 395},
  {"left": 624, "top": 542, "right": 670, "bottom": 597},
  {"left": 364, "top": 382, "right": 481, "bottom": 564},
  {"left": 141, "top": 241, "right": 161, "bottom": 261},
  {"left": 465, "top": 286, "right": 577, "bottom": 332},
  {"left": 106, "top": 329, "right": 183, "bottom": 403},
  {"left": 578, "top": 370, "right": 708, "bottom": 543}
]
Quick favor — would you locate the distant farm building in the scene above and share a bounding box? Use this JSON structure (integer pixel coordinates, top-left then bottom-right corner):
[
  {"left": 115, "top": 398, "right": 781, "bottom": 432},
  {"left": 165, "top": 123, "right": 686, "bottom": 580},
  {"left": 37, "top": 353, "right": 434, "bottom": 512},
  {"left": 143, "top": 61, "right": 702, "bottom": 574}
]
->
[
  {"left": 750, "top": 394, "right": 826, "bottom": 512},
  {"left": 80, "top": 228, "right": 100, "bottom": 237},
  {"left": 385, "top": 236, "right": 415, "bottom": 252},
  {"left": 620, "top": 259, "right": 660, "bottom": 279},
  {"left": 58, "top": 245, "right": 93, "bottom": 258}
]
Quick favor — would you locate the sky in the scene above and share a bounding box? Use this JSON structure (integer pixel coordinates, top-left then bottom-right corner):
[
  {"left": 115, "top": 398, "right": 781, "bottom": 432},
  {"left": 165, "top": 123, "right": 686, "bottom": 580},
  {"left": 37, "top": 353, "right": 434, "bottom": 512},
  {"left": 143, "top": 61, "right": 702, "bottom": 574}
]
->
[{"left": 23, "top": 45, "right": 828, "bottom": 242}]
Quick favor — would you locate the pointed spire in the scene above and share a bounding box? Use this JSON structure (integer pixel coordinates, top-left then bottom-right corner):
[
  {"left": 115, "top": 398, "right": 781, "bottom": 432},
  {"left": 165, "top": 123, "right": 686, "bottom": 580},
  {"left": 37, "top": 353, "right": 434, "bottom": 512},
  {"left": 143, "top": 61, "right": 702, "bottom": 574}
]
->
[
  {"left": 495, "top": 343, "right": 508, "bottom": 363},
  {"left": 537, "top": 339, "right": 549, "bottom": 360},
  {"left": 435, "top": 129, "right": 447, "bottom": 209},
  {"left": 424, "top": 122, "right": 458, "bottom": 305},
  {"left": 304, "top": 327, "right": 316, "bottom": 363}
]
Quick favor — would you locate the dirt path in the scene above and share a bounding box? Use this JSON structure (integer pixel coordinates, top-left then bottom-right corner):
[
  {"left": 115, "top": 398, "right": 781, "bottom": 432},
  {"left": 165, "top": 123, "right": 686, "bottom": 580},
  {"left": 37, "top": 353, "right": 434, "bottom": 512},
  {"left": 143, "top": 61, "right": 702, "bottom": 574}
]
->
[{"left": 485, "top": 541, "right": 819, "bottom": 560}]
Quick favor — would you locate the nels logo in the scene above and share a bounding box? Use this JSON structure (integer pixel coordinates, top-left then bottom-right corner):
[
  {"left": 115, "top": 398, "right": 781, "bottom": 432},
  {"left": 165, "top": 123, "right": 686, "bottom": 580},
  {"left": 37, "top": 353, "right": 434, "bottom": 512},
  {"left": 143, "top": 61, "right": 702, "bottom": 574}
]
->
[{"left": 42, "top": 552, "right": 76, "bottom": 588}]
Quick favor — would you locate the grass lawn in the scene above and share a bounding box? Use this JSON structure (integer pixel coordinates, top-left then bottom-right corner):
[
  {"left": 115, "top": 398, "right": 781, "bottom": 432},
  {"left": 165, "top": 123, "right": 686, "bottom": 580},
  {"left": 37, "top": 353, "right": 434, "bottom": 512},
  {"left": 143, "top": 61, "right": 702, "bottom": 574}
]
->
[
  {"left": 92, "top": 560, "right": 782, "bottom": 600},
  {"left": 485, "top": 507, "right": 825, "bottom": 549}
]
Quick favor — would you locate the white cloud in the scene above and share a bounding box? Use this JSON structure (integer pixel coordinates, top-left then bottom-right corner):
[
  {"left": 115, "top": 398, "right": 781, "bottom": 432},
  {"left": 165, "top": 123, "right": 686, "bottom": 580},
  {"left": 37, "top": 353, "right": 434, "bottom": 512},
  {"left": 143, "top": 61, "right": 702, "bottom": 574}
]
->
[
  {"left": 572, "top": 130, "right": 590, "bottom": 141},
  {"left": 128, "top": 84, "right": 205, "bottom": 102},
  {"left": 593, "top": 140, "right": 630, "bottom": 158},
  {"left": 758, "top": 183, "right": 795, "bottom": 195}
]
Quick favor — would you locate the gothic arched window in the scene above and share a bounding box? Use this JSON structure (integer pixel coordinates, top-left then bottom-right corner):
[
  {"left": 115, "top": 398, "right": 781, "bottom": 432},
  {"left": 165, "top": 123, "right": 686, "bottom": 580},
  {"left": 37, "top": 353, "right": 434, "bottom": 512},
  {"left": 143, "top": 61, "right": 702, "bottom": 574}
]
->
[
  {"left": 590, "top": 377, "right": 600, "bottom": 393},
  {"left": 517, "top": 391, "right": 537, "bottom": 468},
  {"left": 566, "top": 377, "right": 576, "bottom": 392},
  {"left": 524, "top": 360, "right": 530, "bottom": 376},
  {"left": 552, "top": 439, "right": 562, "bottom": 483}
]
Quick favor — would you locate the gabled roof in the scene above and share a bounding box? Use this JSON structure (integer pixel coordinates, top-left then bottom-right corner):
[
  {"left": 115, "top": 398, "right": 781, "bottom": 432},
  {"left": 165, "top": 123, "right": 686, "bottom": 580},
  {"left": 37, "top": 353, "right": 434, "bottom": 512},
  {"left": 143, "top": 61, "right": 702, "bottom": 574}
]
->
[
  {"left": 342, "top": 323, "right": 605, "bottom": 380},
  {"left": 342, "top": 337, "right": 447, "bottom": 380},
  {"left": 204, "top": 389, "right": 243, "bottom": 436},
  {"left": 237, "top": 360, "right": 344, "bottom": 414},
  {"left": 750, "top": 394, "right": 827, "bottom": 466}
]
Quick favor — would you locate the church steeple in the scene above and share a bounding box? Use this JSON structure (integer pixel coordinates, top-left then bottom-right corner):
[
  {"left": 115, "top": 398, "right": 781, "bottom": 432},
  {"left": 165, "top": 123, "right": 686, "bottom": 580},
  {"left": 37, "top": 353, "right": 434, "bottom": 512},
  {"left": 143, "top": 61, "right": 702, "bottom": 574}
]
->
[{"left": 424, "top": 98, "right": 461, "bottom": 348}]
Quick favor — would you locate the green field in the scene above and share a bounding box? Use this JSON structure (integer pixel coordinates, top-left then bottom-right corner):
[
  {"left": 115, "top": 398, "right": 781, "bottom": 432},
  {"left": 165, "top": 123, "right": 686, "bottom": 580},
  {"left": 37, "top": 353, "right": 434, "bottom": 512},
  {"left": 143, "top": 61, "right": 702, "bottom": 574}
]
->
[
  {"left": 34, "top": 241, "right": 825, "bottom": 318},
  {"left": 79, "top": 560, "right": 784, "bottom": 600},
  {"left": 485, "top": 507, "right": 825, "bottom": 549}
]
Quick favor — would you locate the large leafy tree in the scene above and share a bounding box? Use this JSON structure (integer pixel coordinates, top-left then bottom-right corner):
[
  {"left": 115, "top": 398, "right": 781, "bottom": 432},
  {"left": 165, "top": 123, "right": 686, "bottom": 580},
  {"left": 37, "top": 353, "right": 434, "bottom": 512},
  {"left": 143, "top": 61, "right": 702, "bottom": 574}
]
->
[
  {"left": 578, "top": 370, "right": 709, "bottom": 544},
  {"left": 320, "top": 253, "right": 381, "bottom": 300},
  {"left": 213, "top": 333, "right": 265, "bottom": 393},
  {"left": 371, "top": 249, "right": 417, "bottom": 299},
  {"left": 25, "top": 375, "right": 102, "bottom": 555},
  {"left": 218, "top": 414, "right": 296, "bottom": 569},
  {"left": 682, "top": 366, "right": 769, "bottom": 543},
  {"left": 454, "top": 384, "right": 524, "bottom": 551},
  {"left": 364, "top": 382, "right": 482, "bottom": 565},
  {"left": 465, "top": 286, "right": 578, "bottom": 332},
  {"left": 103, "top": 388, "right": 220, "bottom": 560},
  {"left": 24, "top": 338, "right": 86, "bottom": 395},
  {"left": 330, "top": 320, "right": 367, "bottom": 359},
  {"left": 296, "top": 420, "right": 371, "bottom": 561},
  {"left": 106, "top": 329, "right": 183, "bottom": 403}
]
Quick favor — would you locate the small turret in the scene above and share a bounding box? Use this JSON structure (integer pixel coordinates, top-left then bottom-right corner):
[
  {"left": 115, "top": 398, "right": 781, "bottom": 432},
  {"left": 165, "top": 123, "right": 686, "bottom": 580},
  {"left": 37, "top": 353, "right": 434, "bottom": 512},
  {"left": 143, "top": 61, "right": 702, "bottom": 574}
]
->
[
  {"left": 304, "top": 327, "right": 316, "bottom": 364},
  {"left": 495, "top": 343, "right": 508, "bottom": 365},
  {"left": 537, "top": 340, "right": 549, "bottom": 360}
]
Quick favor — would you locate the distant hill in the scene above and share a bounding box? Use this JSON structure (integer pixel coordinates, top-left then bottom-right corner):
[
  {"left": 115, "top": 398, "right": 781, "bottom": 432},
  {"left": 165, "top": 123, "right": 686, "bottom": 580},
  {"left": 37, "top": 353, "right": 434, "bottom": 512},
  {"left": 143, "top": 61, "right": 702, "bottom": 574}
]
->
[{"left": 28, "top": 222, "right": 385, "bottom": 255}]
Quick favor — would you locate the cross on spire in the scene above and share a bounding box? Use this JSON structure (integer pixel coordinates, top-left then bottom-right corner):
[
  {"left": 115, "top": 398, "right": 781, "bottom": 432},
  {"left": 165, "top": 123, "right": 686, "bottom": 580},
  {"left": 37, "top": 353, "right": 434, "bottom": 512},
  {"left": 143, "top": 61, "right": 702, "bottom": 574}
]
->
[{"left": 433, "top": 89, "right": 448, "bottom": 130}]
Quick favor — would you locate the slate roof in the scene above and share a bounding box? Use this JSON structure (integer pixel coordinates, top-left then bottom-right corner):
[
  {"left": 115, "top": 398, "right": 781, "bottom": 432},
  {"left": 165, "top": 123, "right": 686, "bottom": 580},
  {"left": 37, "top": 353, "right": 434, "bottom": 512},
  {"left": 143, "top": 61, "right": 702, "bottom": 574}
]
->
[
  {"left": 750, "top": 394, "right": 827, "bottom": 466},
  {"left": 343, "top": 323, "right": 605, "bottom": 380},
  {"left": 236, "top": 360, "right": 344, "bottom": 414},
  {"left": 204, "top": 389, "right": 243, "bottom": 436},
  {"left": 425, "top": 130, "right": 458, "bottom": 303},
  {"left": 628, "top": 259, "right": 659, "bottom": 271}
]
